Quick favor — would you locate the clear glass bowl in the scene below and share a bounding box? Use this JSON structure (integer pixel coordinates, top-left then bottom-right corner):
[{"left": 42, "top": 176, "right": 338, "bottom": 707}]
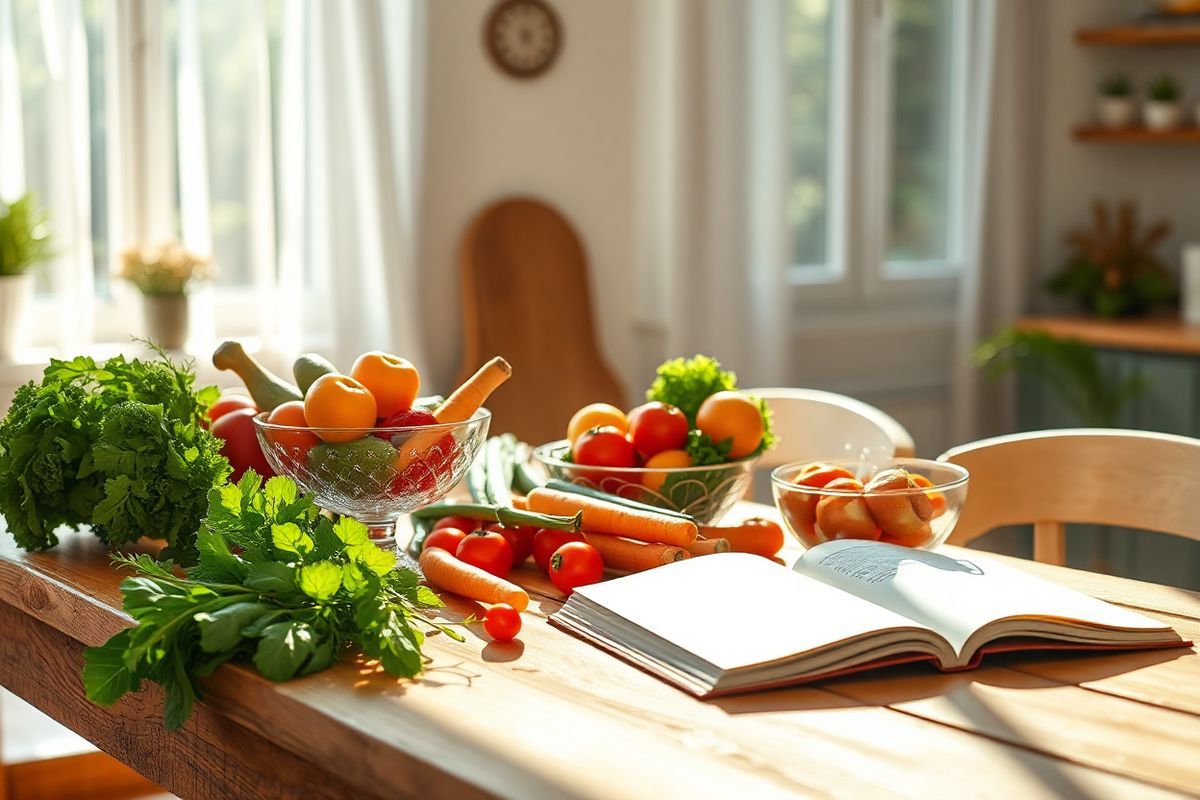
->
[
  {"left": 771, "top": 458, "right": 969, "bottom": 550},
  {"left": 253, "top": 408, "right": 490, "bottom": 538},
  {"left": 532, "top": 439, "right": 756, "bottom": 524}
]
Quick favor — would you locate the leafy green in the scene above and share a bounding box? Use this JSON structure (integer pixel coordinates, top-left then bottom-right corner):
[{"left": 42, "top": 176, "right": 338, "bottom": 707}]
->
[
  {"left": 0, "top": 192, "right": 51, "bottom": 276},
  {"left": 82, "top": 473, "right": 454, "bottom": 730},
  {"left": 684, "top": 429, "right": 730, "bottom": 466},
  {"left": 0, "top": 346, "right": 227, "bottom": 559}
]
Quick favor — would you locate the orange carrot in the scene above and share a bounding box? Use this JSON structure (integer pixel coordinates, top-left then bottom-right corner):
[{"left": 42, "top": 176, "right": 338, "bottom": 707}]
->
[
  {"left": 418, "top": 547, "right": 529, "bottom": 611},
  {"left": 582, "top": 533, "right": 689, "bottom": 572},
  {"left": 686, "top": 537, "right": 730, "bottom": 556},
  {"left": 526, "top": 487, "right": 698, "bottom": 546},
  {"left": 510, "top": 495, "right": 529, "bottom": 510},
  {"left": 699, "top": 517, "right": 784, "bottom": 557},
  {"left": 435, "top": 357, "right": 512, "bottom": 423}
]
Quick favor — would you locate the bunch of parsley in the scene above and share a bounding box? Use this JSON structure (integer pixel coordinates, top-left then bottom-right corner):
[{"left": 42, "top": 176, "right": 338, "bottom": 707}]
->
[
  {"left": 0, "top": 346, "right": 226, "bottom": 562},
  {"left": 83, "top": 472, "right": 453, "bottom": 730}
]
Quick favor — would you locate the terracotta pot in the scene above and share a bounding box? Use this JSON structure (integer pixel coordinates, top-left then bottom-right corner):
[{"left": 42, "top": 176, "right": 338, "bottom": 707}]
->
[
  {"left": 142, "top": 293, "right": 189, "bottom": 350},
  {"left": 0, "top": 273, "right": 34, "bottom": 359}
]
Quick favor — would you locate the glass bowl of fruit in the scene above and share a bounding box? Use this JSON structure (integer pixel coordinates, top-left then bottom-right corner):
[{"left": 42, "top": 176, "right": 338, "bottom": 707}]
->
[
  {"left": 771, "top": 458, "right": 969, "bottom": 550},
  {"left": 255, "top": 407, "right": 491, "bottom": 540}
]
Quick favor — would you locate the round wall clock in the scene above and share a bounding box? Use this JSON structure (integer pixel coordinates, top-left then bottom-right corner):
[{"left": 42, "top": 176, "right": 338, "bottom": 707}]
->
[{"left": 484, "top": 0, "right": 561, "bottom": 79}]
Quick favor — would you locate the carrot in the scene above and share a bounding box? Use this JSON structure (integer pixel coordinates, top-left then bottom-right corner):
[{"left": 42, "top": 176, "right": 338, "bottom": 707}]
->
[
  {"left": 396, "top": 357, "right": 512, "bottom": 469},
  {"left": 582, "top": 533, "right": 689, "bottom": 572},
  {"left": 686, "top": 537, "right": 730, "bottom": 556},
  {"left": 700, "top": 517, "right": 785, "bottom": 557},
  {"left": 418, "top": 547, "right": 529, "bottom": 612},
  {"left": 526, "top": 487, "right": 698, "bottom": 546},
  {"left": 510, "top": 495, "right": 529, "bottom": 510}
]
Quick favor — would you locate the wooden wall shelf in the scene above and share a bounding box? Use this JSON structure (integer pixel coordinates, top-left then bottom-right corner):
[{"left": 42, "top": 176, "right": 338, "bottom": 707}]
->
[
  {"left": 1016, "top": 315, "right": 1200, "bottom": 357},
  {"left": 1075, "top": 25, "right": 1200, "bottom": 46},
  {"left": 1073, "top": 126, "right": 1200, "bottom": 143}
]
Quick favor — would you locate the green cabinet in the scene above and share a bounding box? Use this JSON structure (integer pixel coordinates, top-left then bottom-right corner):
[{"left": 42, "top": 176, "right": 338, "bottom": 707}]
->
[{"left": 1017, "top": 347, "right": 1200, "bottom": 589}]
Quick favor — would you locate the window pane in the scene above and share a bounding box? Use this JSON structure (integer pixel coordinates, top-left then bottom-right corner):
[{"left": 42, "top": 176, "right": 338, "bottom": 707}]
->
[
  {"left": 83, "top": 0, "right": 107, "bottom": 295},
  {"left": 887, "top": 0, "right": 954, "bottom": 263},
  {"left": 785, "top": 0, "right": 831, "bottom": 269}
]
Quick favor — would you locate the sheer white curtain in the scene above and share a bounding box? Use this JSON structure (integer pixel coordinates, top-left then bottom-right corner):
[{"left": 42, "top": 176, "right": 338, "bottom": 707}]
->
[{"left": 635, "top": 0, "right": 788, "bottom": 388}]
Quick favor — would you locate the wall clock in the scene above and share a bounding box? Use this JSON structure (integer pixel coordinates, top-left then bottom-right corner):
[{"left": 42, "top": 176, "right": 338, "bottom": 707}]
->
[{"left": 484, "top": 0, "right": 561, "bottom": 79}]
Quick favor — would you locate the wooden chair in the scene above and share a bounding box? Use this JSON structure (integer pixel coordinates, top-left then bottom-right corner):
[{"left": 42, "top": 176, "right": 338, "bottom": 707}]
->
[
  {"left": 746, "top": 387, "right": 916, "bottom": 468},
  {"left": 457, "top": 197, "right": 624, "bottom": 444},
  {"left": 939, "top": 429, "right": 1200, "bottom": 565}
]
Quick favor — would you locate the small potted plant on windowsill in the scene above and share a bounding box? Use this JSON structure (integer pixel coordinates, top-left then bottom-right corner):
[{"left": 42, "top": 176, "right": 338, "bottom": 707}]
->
[
  {"left": 1144, "top": 74, "right": 1184, "bottom": 132},
  {"left": 118, "top": 241, "right": 212, "bottom": 350},
  {"left": 1096, "top": 73, "right": 1135, "bottom": 130},
  {"left": 0, "top": 194, "right": 51, "bottom": 359}
]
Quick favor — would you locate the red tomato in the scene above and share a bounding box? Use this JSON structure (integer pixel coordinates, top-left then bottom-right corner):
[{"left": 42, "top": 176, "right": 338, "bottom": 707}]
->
[
  {"left": 433, "top": 515, "right": 481, "bottom": 532},
  {"left": 482, "top": 604, "right": 522, "bottom": 642},
  {"left": 375, "top": 407, "right": 438, "bottom": 441},
  {"left": 486, "top": 523, "right": 535, "bottom": 567},
  {"left": 548, "top": 542, "right": 604, "bottom": 594},
  {"left": 423, "top": 527, "right": 467, "bottom": 554},
  {"left": 210, "top": 407, "right": 275, "bottom": 482},
  {"left": 626, "top": 401, "right": 689, "bottom": 459},
  {"left": 531, "top": 528, "right": 585, "bottom": 574},
  {"left": 390, "top": 431, "right": 456, "bottom": 497},
  {"left": 572, "top": 426, "right": 637, "bottom": 468},
  {"left": 456, "top": 530, "right": 513, "bottom": 578},
  {"left": 208, "top": 394, "right": 256, "bottom": 425}
]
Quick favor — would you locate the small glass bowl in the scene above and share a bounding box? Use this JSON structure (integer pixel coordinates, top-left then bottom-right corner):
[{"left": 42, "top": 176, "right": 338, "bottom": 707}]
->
[
  {"left": 253, "top": 408, "right": 491, "bottom": 539},
  {"left": 532, "top": 439, "right": 756, "bottom": 524},
  {"left": 771, "top": 458, "right": 969, "bottom": 550}
]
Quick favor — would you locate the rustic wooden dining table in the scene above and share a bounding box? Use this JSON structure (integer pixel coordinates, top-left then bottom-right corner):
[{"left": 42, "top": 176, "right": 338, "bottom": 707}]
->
[{"left": 0, "top": 502, "right": 1197, "bottom": 799}]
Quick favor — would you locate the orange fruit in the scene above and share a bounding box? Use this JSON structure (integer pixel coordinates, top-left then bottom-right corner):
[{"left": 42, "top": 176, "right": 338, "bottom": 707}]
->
[
  {"left": 350, "top": 351, "right": 420, "bottom": 418},
  {"left": 695, "top": 391, "right": 764, "bottom": 458},
  {"left": 641, "top": 449, "right": 692, "bottom": 493},
  {"left": 908, "top": 473, "right": 947, "bottom": 518},
  {"left": 304, "top": 373, "right": 378, "bottom": 443},
  {"left": 567, "top": 403, "right": 628, "bottom": 444},
  {"left": 265, "top": 400, "right": 320, "bottom": 456}
]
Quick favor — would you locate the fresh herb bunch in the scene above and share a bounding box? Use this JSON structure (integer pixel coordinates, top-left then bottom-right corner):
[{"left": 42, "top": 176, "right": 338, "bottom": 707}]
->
[
  {"left": 83, "top": 472, "right": 454, "bottom": 730},
  {"left": 1098, "top": 73, "right": 1132, "bottom": 98},
  {"left": 0, "top": 193, "right": 51, "bottom": 276},
  {"left": 1147, "top": 73, "right": 1182, "bottom": 103},
  {"left": 0, "top": 345, "right": 227, "bottom": 561},
  {"left": 646, "top": 354, "right": 775, "bottom": 461}
]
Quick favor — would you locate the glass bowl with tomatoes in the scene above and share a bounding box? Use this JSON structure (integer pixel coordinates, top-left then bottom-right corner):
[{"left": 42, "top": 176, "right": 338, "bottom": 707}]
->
[
  {"left": 254, "top": 408, "right": 491, "bottom": 541},
  {"left": 771, "top": 458, "right": 969, "bottom": 551}
]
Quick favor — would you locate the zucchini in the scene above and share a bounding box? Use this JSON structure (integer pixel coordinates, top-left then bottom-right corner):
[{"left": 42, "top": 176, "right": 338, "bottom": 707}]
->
[
  {"left": 512, "top": 443, "right": 543, "bottom": 495},
  {"left": 466, "top": 449, "right": 490, "bottom": 503},
  {"left": 485, "top": 434, "right": 516, "bottom": 507}
]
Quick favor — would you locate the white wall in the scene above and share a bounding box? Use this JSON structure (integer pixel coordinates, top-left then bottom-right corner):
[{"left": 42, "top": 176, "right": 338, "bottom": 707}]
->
[{"left": 419, "top": 0, "right": 639, "bottom": 397}]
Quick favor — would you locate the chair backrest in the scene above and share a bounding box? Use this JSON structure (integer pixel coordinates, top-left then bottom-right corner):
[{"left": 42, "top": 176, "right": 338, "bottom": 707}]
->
[
  {"left": 746, "top": 387, "right": 916, "bottom": 468},
  {"left": 940, "top": 428, "right": 1200, "bottom": 565},
  {"left": 457, "top": 197, "right": 625, "bottom": 444}
]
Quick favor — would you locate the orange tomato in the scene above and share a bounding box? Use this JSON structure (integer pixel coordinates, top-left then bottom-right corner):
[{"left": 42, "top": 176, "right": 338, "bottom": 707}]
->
[
  {"left": 695, "top": 391, "right": 764, "bottom": 458},
  {"left": 304, "top": 373, "right": 378, "bottom": 443},
  {"left": 265, "top": 401, "right": 321, "bottom": 458},
  {"left": 350, "top": 351, "right": 420, "bottom": 418},
  {"left": 567, "top": 403, "right": 628, "bottom": 444},
  {"left": 908, "top": 473, "right": 947, "bottom": 518},
  {"left": 641, "top": 449, "right": 692, "bottom": 492}
]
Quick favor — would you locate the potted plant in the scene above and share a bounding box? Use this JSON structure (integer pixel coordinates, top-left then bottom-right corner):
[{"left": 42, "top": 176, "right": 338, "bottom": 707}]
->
[
  {"left": 1144, "top": 74, "right": 1183, "bottom": 131},
  {"left": 0, "top": 194, "right": 51, "bottom": 359},
  {"left": 1096, "top": 73, "right": 1135, "bottom": 129},
  {"left": 118, "top": 241, "right": 212, "bottom": 350},
  {"left": 1046, "top": 199, "right": 1175, "bottom": 318}
]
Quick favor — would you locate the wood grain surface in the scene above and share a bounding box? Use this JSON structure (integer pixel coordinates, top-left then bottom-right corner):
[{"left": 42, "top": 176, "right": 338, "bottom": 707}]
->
[{"left": 1, "top": 504, "right": 1198, "bottom": 799}]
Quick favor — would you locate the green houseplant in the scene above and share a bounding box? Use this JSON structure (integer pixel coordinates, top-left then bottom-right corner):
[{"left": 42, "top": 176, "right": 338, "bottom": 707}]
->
[
  {"left": 1144, "top": 73, "right": 1183, "bottom": 131},
  {"left": 0, "top": 193, "right": 51, "bottom": 358},
  {"left": 1096, "top": 73, "right": 1135, "bottom": 129},
  {"left": 118, "top": 241, "right": 212, "bottom": 350}
]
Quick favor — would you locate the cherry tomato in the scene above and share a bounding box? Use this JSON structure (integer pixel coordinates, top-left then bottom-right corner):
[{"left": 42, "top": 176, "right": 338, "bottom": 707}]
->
[
  {"left": 208, "top": 393, "right": 256, "bottom": 425},
  {"left": 265, "top": 400, "right": 320, "bottom": 465},
  {"left": 210, "top": 407, "right": 275, "bottom": 482},
  {"left": 696, "top": 391, "right": 764, "bottom": 458},
  {"left": 375, "top": 407, "right": 438, "bottom": 443},
  {"left": 572, "top": 426, "right": 637, "bottom": 468},
  {"left": 423, "top": 527, "right": 467, "bottom": 554},
  {"left": 548, "top": 542, "right": 604, "bottom": 594},
  {"left": 433, "top": 515, "right": 481, "bottom": 532},
  {"left": 567, "top": 403, "right": 628, "bottom": 444},
  {"left": 483, "top": 604, "right": 522, "bottom": 642},
  {"left": 456, "top": 529, "right": 513, "bottom": 578},
  {"left": 627, "top": 401, "right": 689, "bottom": 459},
  {"left": 531, "top": 528, "right": 585, "bottom": 573},
  {"left": 486, "top": 523, "right": 535, "bottom": 566},
  {"left": 351, "top": 351, "right": 420, "bottom": 418}
]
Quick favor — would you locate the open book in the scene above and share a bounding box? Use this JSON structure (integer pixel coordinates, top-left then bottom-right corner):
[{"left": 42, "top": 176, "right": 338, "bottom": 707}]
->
[{"left": 549, "top": 541, "right": 1189, "bottom": 697}]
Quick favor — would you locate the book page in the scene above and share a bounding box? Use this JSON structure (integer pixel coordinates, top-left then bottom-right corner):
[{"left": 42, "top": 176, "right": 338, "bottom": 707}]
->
[
  {"left": 795, "top": 541, "right": 1172, "bottom": 655},
  {"left": 568, "top": 553, "right": 934, "bottom": 672}
]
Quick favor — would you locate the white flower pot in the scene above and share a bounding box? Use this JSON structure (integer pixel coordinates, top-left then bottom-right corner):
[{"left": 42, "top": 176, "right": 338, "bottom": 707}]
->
[
  {"left": 0, "top": 273, "right": 34, "bottom": 359},
  {"left": 1097, "top": 97, "right": 1136, "bottom": 129},
  {"left": 1144, "top": 101, "right": 1182, "bottom": 132},
  {"left": 1195, "top": 103, "right": 1200, "bottom": 128}
]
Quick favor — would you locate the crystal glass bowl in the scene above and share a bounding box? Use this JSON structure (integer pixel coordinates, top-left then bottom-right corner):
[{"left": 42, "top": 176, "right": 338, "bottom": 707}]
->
[
  {"left": 771, "top": 458, "right": 969, "bottom": 550},
  {"left": 254, "top": 408, "right": 490, "bottom": 537},
  {"left": 532, "top": 439, "right": 756, "bottom": 524}
]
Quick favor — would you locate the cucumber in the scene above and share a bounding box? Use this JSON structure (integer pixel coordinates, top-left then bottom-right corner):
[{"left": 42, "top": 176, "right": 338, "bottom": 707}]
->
[
  {"left": 512, "top": 443, "right": 544, "bottom": 494},
  {"left": 485, "top": 434, "right": 516, "bottom": 507},
  {"left": 466, "top": 449, "right": 490, "bottom": 503},
  {"left": 544, "top": 478, "right": 697, "bottom": 523},
  {"left": 293, "top": 353, "right": 338, "bottom": 396}
]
